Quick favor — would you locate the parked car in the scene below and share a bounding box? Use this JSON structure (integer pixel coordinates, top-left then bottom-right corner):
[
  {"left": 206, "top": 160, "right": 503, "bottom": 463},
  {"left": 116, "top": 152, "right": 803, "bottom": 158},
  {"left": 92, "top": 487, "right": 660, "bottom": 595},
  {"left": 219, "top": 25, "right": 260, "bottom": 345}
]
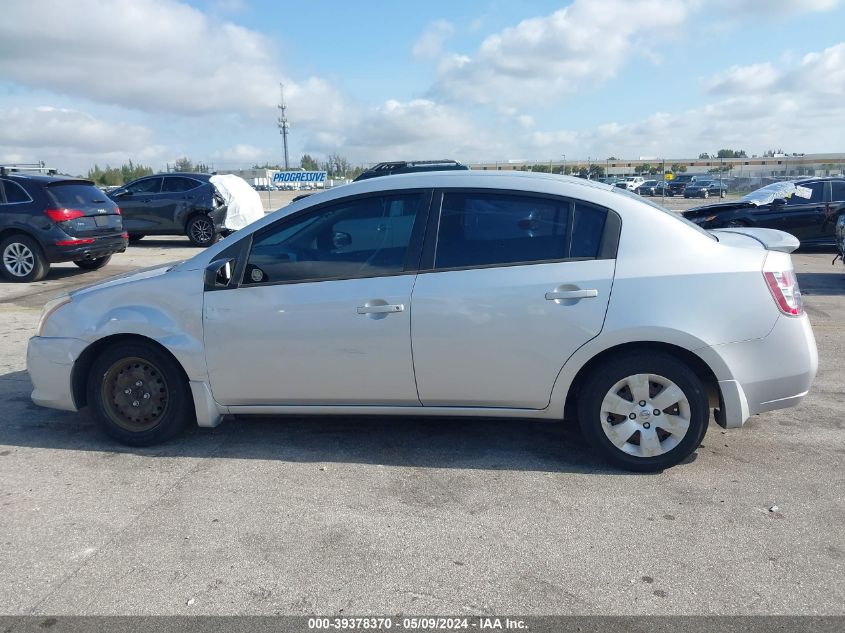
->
[
  {"left": 622, "top": 176, "right": 645, "bottom": 191},
  {"left": 683, "top": 178, "right": 845, "bottom": 247},
  {"left": 354, "top": 159, "right": 469, "bottom": 181},
  {"left": 634, "top": 180, "right": 669, "bottom": 197},
  {"left": 27, "top": 172, "right": 817, "bottom": 472},
  {"left": 666, "top": 173, "right": 698, "bottom": 196},
  {"left": 835, "top": 214, "right": 845, "bottom": 273},
  {"left": 683, "top": 179, "right": 728, "bottom": 199},
  {"left": 109, "top": 173, "right": 228, "bottom": 246},
  {"left": 0, "top": 172, "right": 126, "bottom": 282}
]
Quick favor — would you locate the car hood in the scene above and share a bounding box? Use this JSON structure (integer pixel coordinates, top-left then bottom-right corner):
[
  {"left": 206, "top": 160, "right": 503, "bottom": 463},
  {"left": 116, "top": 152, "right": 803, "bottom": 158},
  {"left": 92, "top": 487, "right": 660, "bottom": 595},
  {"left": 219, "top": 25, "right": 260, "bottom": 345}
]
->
[
  {"left": 683, "top": 201, "right": 753, "bottom": 217},
  {"left": 70, "top": 263, "right": 183, "bottom": 298}
]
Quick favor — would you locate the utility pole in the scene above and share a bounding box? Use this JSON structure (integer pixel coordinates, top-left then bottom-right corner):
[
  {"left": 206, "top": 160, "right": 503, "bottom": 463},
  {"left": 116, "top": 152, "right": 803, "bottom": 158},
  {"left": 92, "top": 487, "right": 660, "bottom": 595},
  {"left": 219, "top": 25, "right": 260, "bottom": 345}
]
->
[{"left": 277, "top": 83, "right": 290, "bottom": 170}]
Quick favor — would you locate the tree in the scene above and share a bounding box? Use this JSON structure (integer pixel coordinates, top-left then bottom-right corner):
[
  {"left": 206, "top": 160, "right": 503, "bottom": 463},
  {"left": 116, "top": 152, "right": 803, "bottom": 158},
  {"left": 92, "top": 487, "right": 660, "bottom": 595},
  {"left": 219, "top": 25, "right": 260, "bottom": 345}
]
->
[
  {"left": 716, "top": 149, "right": 747, "bottom": 158},
  {"left": 670, "top": 163, "right": 687, "bottom": 173},
  {"left": 300, "top": 154, "right": 319, "bottom": 171},
  {"left": 87, "top": 161, "right": 153, "bottom": 186},
  {"left": 172, "top": 157, "right": 210, "bottom": 173},
  {"left": 699, "top": 152, "right": 711, "bottom": 159}
]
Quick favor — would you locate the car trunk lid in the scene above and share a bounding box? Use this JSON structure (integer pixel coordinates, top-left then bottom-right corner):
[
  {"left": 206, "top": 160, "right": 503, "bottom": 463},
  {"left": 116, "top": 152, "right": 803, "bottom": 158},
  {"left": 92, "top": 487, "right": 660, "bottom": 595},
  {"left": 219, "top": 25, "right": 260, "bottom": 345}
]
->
[{"left": 45, "top": 181, "right": 123, "bottom": 237}]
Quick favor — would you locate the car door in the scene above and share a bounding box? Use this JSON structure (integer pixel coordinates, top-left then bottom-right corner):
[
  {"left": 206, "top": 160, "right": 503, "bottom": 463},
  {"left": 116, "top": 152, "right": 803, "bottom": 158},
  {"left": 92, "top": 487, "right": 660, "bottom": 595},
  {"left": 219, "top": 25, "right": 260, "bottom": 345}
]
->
[
  {"left": 757, "top": 181, "right": 826, "bottom": 242},
  {"left": 161, "top": 176, "right": 204, "bottom": 230},
  {"left": 114, "top": 177, "right": 164, "bottom": 232},
  {"left": 410, "top": 190, "right": 618, "bottom": 409},
  {"left": 203, "top": 190, "right": 431, "bottom": 406}
]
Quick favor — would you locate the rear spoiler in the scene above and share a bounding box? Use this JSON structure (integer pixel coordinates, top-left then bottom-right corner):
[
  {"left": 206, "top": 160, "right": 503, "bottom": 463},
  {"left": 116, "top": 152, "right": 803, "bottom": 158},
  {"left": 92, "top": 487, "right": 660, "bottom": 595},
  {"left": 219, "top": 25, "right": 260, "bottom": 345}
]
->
[{"left": 711, "top": 227, "right": 800, "bottom": 253}]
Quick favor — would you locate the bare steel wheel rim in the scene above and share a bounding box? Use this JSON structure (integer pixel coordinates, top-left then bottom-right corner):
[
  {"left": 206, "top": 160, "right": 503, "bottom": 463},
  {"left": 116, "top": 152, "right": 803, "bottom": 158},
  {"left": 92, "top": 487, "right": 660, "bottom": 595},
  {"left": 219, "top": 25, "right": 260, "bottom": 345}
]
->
[
  {"left": 191, "top": 218, "right": 213, "bottom": 243},
  {"left": 101, "top": 356, "right": 170, "bottom": 432},
  {"left": 599, "top": 373, "right": 691, "bottom": 458},
  {"left": 3, "top": 242, "right": 35, "bottom": 277}
]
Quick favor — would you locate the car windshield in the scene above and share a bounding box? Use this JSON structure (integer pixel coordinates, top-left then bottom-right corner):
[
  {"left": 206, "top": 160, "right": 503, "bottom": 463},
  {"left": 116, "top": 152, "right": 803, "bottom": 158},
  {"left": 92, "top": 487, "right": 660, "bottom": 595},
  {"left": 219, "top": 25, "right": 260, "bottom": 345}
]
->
[{"left": 610, "top": 186, "right": 717, "bottom": 240}]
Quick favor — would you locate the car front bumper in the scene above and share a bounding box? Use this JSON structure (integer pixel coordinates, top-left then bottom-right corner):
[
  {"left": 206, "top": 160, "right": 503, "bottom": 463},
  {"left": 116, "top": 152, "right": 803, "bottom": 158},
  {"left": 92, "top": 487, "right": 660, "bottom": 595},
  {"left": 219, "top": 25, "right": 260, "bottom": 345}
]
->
[
  {"left": 699, "top": 314, "right": 818, "bottom": 428},
  {"left": 27, "top": 336, "right": 87, "bottom": 411}
]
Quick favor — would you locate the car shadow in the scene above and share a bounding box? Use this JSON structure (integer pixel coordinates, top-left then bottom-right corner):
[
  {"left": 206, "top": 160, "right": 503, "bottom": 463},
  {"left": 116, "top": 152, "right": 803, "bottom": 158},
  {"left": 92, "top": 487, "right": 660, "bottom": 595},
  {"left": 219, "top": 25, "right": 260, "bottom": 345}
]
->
[
  {"left": 128, "top": 238, "right": 198, "bottom": 248},
  {"left": 0, "top": 369, "right": 672, "bottom": 475},
  {"left": 796, "top": 271, "right": 845, "bottom": 296}
]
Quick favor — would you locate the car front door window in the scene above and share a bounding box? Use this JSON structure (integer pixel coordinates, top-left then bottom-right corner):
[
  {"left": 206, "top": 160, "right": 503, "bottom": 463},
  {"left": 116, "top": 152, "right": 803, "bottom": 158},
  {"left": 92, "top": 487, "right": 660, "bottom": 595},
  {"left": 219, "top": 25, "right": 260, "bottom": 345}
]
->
[
  {"left": 126, "top": 178, "right": 163, "bottom": 195},
  {"left": 244, "top": 193, "right": 424, "bottom": 285}
]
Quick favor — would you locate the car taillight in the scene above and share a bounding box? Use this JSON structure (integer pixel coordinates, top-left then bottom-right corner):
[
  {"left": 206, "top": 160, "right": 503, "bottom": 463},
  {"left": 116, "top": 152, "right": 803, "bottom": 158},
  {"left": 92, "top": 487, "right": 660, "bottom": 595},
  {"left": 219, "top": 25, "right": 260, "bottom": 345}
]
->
[
  {"left": 45, "top": 208, "right": 85, "bottom": 222},
  {"left": 55, "top": 238, "right": 95, "bottom": 246},
  {"left": 121, "top": 232, "right": 129, "bottom": 239},
  {"left": 115, "top": 207, "right": 121, "bottom": 215},
  {"left": 763, "top": 270, "right": 803, "bottom": 316}
]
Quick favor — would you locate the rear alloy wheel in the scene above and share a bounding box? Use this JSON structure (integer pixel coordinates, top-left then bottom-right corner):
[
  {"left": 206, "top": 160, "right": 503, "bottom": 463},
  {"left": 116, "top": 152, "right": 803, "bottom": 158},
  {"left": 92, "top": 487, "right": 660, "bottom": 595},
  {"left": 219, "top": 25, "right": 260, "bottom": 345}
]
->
[
  {"left": 186, "top": 215, "right": 217, "bottom": 247},
  {"left": 74, "top": 255, "right": 112, "bottom": 270},
  {"left": 87, "top": 341, "right": 194, "bottom": 445},
  {"left": 0, "top": 234, "right": 49, "bottom": 282},
  {"left": 578, "top": 352, "right": 709, "bottom": 471}
]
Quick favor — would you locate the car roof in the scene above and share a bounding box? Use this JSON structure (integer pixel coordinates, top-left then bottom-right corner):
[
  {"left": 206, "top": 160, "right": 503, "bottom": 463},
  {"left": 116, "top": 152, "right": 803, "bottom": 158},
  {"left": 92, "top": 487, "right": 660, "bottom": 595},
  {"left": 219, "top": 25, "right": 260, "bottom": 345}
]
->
[{"left": 2, "top": 173, "right": 94, "bottom": 185}]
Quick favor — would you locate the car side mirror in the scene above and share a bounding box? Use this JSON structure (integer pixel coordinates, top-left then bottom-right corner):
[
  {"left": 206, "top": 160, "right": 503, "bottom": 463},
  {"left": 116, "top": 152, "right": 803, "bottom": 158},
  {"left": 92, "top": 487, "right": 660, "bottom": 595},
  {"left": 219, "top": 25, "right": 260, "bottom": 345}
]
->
[
  {"left": 332, "top": 231, "right": 352, "bottom": 249},
  {"left": 114, "top": 189, "right": 131, "bottom": 197},
  {"left": 204, "top": 257, "right": 236, "bottom": 290},
  {"left": 772, "top": 198, "right": 787, "bottom": 207}
]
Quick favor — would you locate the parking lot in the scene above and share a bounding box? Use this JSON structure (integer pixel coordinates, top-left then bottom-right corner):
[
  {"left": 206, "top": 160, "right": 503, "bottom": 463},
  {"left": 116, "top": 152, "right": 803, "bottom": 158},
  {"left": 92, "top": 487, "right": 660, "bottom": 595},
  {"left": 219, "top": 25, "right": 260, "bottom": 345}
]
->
[{"left": 0, "top": 194, "right": 843, "bottom": 616}]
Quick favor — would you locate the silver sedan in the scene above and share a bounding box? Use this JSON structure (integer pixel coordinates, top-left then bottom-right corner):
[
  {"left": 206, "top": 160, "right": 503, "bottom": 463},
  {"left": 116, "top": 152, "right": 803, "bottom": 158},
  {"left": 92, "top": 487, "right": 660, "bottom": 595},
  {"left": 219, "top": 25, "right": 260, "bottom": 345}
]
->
[{"left": 27, "top": 172, "right": 817, "bottom": 471}]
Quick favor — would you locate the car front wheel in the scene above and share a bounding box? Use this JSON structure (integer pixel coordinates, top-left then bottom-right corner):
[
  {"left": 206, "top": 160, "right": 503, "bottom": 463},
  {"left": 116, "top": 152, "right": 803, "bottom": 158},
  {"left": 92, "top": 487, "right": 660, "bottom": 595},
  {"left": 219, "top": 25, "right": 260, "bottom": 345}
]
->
[
  {"left": 87, "top": 341, "right": 194, "bottom": 446},
  {"left": 74, "top": 255, "right": 112, "bottom": 270},
  {"left": 577, "top": 352, "right": 709, "bottom": 472},
  {"left": 0, "top": 234, "right": 49, "bottom": 282},
  {"left": 186, "top": 215, "right": 217, "bottom": 247}
]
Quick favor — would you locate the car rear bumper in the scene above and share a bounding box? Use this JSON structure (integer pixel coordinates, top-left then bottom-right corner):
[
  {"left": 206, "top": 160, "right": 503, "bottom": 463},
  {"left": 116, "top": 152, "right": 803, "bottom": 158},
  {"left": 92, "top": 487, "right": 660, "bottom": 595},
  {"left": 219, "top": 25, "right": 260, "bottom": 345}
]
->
[
  {"left": 27, "top": 336, "right": 87, "bottom": 411},
  {"left": 699, "top": 314, "right": 818, "bottom": 428},
  {"left": 43, "top": 234, "right": 128, "bottom": 263}
]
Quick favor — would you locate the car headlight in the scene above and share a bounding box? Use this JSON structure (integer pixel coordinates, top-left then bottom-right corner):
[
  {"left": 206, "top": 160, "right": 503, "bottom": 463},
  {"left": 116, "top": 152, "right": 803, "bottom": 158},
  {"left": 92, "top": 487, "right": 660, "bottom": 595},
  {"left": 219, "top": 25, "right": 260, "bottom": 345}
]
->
[{"left": 36, "top": 294, "right": 72, "bottom": 337}]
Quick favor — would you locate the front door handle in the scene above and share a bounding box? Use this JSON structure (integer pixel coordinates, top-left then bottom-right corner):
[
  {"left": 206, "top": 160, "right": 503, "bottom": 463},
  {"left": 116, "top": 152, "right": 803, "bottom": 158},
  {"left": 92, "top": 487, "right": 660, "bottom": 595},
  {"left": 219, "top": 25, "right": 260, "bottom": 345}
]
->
[
  {"left": 545, "top": 289, "right": 598, "bottom": 301},
  {"left": 357, "top": 303, "right": 404, "bottom": 315}
]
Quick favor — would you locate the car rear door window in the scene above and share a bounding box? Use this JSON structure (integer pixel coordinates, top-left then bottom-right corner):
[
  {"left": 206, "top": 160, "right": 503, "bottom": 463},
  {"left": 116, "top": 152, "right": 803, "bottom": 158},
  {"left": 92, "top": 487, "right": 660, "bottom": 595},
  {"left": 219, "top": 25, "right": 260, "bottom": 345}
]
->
[
  {"left": 0, "top": 179, "right": 31, "bottom": 204},
  {"left": 126, "top": 177, "right": 162, "bottom": 194},
  {"left": 434, "top": 192, "right": 571, "bottom": 268},
  {"left": 162, "top": 177, "right": 200, "bottom": 193},
  {"left": 244, "top": 193, "right": 424, "bottom": 285}
]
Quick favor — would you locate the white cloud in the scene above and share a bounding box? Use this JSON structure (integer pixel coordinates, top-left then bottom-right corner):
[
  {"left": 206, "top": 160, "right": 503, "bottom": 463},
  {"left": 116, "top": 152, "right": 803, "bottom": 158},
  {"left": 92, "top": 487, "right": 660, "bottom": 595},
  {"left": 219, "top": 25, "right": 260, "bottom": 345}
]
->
[
  {"left": 0, "top": 0, "right": 339, "bottom": 125},
  {"left": 712, "top": 0, "right": 841, "bottom": 15},
  {"left": 0, "top": 106, "right": 152, "bottom": 152},
  {"left": 412, "top": 20, "right": 455, "bottom": 60},
  {"left": 706, "top": 63, "right": 780, "bottom": 94},
  {"left": 431, "top": 0, "right": 689, "bottom": 106}
]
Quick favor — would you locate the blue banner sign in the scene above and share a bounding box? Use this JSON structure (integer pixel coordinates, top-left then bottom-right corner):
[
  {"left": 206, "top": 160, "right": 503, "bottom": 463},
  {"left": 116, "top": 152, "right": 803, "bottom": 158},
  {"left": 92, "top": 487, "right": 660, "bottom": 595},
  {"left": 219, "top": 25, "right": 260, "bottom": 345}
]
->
[{"left": 272, "top": 171, "right": 327, "bottom": 183}]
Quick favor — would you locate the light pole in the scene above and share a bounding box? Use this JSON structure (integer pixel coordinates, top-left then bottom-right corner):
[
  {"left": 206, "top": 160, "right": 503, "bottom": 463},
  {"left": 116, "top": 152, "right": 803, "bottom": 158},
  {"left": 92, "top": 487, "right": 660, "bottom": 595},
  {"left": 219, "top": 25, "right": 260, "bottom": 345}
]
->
[{"left": 561, "top": 154, "right": 566, "bottom": 175}]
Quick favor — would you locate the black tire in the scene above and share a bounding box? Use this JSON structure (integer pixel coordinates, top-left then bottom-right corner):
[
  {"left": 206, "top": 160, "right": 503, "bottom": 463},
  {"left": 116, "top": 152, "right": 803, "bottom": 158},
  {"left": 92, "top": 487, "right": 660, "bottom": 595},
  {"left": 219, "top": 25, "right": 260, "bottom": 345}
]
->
[
  {"left": 703, "top": 190, "right": 710, "bottom": 199},
  {"left": 186, "top": 215, "right": 217, "bottom": 247},
  {"left": 74, "top": 255, "right": 112, "bottom": 270},
  {"left": 577, "top": 351, "right": 709, "bottom": 472},
  {"left": 87, "top": 341, "right": 194, "bottom": 446},
  {"left": 0, "top": 233, "right": 50, "bottom": 282},
  {"left": 128, "top": 234, "right": 145, "bottom": 243}
]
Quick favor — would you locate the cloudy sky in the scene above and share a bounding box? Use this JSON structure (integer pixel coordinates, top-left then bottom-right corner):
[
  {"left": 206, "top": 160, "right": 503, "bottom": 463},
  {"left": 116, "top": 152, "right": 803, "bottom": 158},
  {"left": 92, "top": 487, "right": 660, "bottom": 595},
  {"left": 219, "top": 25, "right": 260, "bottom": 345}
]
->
[{"left": 1, "top": 0, "right": 844, "bottom": 173}]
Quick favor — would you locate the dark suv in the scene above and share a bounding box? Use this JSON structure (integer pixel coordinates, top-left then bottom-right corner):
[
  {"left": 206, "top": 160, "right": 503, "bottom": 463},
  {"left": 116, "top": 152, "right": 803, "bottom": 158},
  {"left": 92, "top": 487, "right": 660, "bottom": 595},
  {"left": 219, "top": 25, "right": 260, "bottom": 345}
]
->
[
  {"left": 353, "top": 160, "right": 469, "bottom": 181},
  {"left": 0, "top": 172, "right": 126, "bottom": 282},
  {"left": 109, "top": 173, "right": 226, "bottom": 246}
]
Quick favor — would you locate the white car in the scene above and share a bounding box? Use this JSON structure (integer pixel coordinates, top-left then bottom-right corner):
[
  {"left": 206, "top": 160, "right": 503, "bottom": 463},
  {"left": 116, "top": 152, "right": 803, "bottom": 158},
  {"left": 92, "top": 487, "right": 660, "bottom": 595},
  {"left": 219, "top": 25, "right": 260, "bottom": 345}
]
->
[
  {"left": 623, "top": 176, "right": 645, "bottom": 191},
  {"left": 27, "top": 172, "right": 818, "bottom": 471}
]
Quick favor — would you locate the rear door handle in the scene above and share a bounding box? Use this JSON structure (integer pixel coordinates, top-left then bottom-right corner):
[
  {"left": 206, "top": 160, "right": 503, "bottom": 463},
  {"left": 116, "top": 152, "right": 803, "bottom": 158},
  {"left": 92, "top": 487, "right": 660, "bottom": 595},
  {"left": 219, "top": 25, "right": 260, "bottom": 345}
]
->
[
  {"left": 545, "top": 289, "right": 598, "bottom": 300},
  {"left": 357, "top": 303, "right": 404, "bottom": 315}
]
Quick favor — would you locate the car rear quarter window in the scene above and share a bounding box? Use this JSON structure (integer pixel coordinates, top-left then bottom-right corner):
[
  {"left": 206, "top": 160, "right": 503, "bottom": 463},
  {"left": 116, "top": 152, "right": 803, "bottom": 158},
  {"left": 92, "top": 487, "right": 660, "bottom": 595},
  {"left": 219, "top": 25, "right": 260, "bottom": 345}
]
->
[
  {"left": 570, "top": 203, "right": 607, "bottom": 258},
  {"left": 0, "top": 179, "right": 31, "bottom": 204},
  {"left": 435, "top": 192, "right": 570, "bottom": 269},
  {"left": 244, "top": 193, "right": 424, "bottom": 285},
  {"left": 47, "top": 183, "right": 108, "bottom": 207},
  {"left": 830, "top": 181, "right": 845, "bottom": 202}
]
